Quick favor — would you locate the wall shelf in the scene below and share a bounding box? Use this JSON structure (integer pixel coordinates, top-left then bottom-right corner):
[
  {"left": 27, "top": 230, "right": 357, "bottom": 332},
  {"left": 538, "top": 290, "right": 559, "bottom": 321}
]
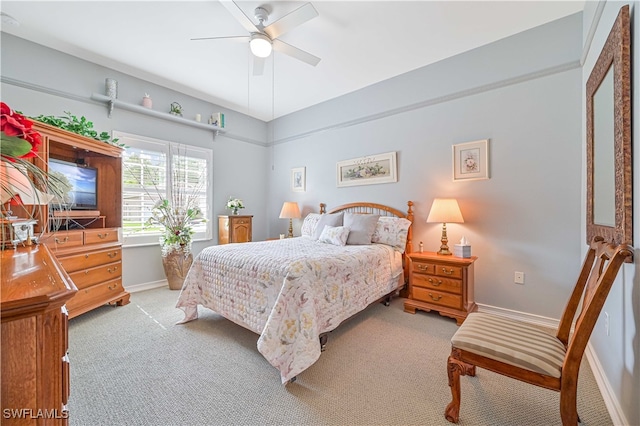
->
[{"left": 90, "top": 93, "right": 226, "bottom": 135}]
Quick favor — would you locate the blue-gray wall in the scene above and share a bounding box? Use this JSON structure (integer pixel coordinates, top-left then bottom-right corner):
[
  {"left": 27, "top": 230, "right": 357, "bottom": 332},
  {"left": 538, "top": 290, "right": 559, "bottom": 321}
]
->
[
  {"left": 1, "top": 6, "right": 637, "bottom": 424},
  {"left": 581, "top": 2, "right": 639, "bottom": 425}
]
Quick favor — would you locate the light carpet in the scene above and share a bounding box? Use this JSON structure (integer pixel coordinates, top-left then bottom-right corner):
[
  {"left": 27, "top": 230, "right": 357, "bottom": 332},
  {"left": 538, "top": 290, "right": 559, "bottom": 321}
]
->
[{"left": 68, "top": 287, "right": 612, "bottom": 425}]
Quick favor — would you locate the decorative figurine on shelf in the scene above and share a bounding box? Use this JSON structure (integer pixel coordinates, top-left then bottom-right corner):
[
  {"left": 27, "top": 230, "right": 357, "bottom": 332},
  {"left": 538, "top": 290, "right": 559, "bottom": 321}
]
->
[
  {"left": 142, "top": 93, "right": 152, "bottom": 109},
  {"left": 170, "top": 102, "right": 183, "bottom": 116}
]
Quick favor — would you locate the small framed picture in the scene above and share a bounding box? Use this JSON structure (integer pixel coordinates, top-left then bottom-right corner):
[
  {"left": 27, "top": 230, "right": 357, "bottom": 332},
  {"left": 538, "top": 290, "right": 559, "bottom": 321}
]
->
[
  {"left": 336, "top": 151, "right": 397, "bottom": 187},
  {"left": 291, "top": 167, "right": 305, "bottom": 192},
  {"left": 453, "top": 139, "right": 489, "bottom": 181}
]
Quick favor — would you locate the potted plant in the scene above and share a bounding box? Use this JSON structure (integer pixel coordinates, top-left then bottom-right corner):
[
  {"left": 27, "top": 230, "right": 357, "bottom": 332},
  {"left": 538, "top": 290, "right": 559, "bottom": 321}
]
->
[
  {"left": 147, "top": 195, "right": 204, "bottom": 290},
  {"left": 226, "top": 197, "right": 244, "bottom": 215}
]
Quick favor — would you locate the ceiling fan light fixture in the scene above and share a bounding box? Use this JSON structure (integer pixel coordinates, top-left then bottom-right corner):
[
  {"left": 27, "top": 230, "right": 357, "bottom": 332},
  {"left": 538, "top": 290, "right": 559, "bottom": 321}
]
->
[{"left": 250, "top": 33, "right": 272, "bottom": 58}]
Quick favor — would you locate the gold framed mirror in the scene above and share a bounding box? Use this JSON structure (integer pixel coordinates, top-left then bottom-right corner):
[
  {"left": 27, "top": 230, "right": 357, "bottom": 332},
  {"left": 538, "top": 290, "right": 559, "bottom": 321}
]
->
[{"left": 586, "top": 5, "right": 632, "bottom": 246}]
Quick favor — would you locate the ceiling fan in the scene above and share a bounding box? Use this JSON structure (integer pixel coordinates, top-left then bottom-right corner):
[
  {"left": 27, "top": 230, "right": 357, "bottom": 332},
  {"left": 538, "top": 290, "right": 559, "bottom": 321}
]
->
[{"left": 192, "top": 1, "right": 321, "bottom": 76}]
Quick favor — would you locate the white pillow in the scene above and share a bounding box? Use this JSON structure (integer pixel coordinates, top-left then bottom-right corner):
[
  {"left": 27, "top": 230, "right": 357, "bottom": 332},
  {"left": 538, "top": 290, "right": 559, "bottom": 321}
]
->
[
  {"left": 300, "top": 213, "right": 321, "bottom": 237},
  {"left": 312, "top": 212, "right": 344, "bottom": 240},
  {"left": 344, "top": 213, "right": 380, "bottom": 245},
  {"left": 318, "top": 225, "right": 350, "bottom": 246},
  {"left": 371, "top": 216, "right": 412, "bottom": 252}
]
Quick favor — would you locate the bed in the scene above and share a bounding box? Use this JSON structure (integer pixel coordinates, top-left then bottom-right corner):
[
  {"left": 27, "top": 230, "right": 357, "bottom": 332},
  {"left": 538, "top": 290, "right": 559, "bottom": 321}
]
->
[{"left": 176, "top": 201, "right": 414, "bottom": 383}]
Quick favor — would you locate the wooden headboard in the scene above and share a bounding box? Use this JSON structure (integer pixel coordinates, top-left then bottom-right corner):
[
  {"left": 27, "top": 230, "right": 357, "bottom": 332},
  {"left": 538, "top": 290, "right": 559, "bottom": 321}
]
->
[{"left": 319, "top": 201, "right": 414, "bottom": 287}]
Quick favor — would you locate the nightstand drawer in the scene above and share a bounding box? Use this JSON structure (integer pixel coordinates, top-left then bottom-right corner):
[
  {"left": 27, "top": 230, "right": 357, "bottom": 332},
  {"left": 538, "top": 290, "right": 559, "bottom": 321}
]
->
[
  {"left": 412, "top": 287, "right": 462, "bottom": 309},
  {"left": 435, "top": 264, "right": 463, "bottom": 279},
  {"left": 412, "top": 274, "right": 462, "bottom": 294},
  {"left": 412, "top": 261, "right": 436, "bottom": 274}
]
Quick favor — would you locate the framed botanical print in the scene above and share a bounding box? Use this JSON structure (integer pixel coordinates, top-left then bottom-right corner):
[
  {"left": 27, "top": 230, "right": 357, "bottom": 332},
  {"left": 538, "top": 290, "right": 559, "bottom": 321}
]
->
[
  {"left": 291, "top": 167, "right": 305, "bottom": 192},
  {"left": 453, "top": 139, "right": 489, "bottom": 181}
]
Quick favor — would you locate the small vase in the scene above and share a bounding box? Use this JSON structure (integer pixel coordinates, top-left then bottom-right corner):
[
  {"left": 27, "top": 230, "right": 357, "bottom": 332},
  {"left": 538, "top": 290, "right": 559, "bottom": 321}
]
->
[
  {"left": 232, "top": 208, "right": 239, "bottom": 215},
  {"left": 142, "top": 96, "right": 152, "bottom": 109},
  {"left": 162, "top": 247, "right": 193, "bottom": 290}
]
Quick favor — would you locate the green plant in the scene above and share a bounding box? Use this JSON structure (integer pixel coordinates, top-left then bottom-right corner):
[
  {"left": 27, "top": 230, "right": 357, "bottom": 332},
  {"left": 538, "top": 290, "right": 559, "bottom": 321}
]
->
[{"left": 31, "top": 111, "right": 125, "bottom": 147}]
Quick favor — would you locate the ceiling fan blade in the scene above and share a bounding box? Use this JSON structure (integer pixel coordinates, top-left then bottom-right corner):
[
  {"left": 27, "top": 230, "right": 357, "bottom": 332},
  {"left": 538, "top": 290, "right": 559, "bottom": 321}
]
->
[
  {"left": 253, "top": 57, "right": 265, "bottom": 76},
  {"left": 264, "top": 3, "right": 318, "bottom": 39},
  {"left": 272, "top": 39, "right": 320, "bottom": 67},
  {"left": 219, "top": 0, "right": 259, "bottom": 34},
  {"left": 190, "top": 35, "right": 248, "bottom": 41}
]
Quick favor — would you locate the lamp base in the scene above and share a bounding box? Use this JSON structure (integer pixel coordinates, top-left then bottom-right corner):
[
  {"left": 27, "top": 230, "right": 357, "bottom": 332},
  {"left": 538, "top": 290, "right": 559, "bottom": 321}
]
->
[
  {"left": 437, "top": 223, "right": 452, "bottom": 255},
  {"left": 287, "top": 219, "right": 294, "bottom": 238}
]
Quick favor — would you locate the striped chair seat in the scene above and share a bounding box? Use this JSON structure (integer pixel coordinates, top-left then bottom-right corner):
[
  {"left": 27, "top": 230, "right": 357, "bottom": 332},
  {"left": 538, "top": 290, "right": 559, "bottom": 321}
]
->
[{"left": 451, "top": 312, "right": 566, "bottom": 378}]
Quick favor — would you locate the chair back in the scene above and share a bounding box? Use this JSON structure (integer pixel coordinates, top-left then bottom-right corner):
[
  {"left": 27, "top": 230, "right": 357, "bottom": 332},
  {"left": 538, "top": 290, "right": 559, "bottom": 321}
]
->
[{"left": 556, "top": 237, "right": 633, "bottom": 374}]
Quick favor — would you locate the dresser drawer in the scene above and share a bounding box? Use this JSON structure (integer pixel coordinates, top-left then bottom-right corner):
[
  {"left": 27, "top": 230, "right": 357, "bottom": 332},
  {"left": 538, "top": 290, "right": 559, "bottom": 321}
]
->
[
  {"left": 42, "top": 231, "right": 84, "bottom": 250},
  {"left": 412, "top": 274, "right": 462, "bottom": 295},
  {"left": 84, "top": 228, "right": 119, "bottom": 245},
  {"left": 66, "top": 278, "right": 124, "bottom": 311},
  {"left": 435, "top": 264, "right": 463, "bottom": 279},
  {"left": 58, "top": 248, "right": 122, "bottom": 273},
  {"left": 68, "top": 261, "right": 122, "bottom": 289},
  {"left": 412, "top": 287, "right": 462, "bottom": 310},
  {"left": 233, "top": 218, "right": 250, "bottom": 225}
]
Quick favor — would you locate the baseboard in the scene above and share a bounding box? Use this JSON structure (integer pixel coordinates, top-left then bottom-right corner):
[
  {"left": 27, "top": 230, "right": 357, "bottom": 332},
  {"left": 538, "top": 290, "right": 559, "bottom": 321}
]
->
[
  {"left": 476, "top": 303, "right": 624, "bottom": 424},
  {"left": 476, "top": 303, "right": 559, "bottom": 329},
  {"left": 124, "top": 279, "right": 167, "bottom": 294},
  {"left": 585, "top": 344, "right": 628, "bottom": 426}
]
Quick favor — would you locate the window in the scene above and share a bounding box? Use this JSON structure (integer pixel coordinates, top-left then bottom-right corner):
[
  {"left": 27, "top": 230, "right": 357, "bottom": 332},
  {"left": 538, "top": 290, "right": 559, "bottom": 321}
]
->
[{"left": 115, "top": 132, "right": 212, "bottom": 246}]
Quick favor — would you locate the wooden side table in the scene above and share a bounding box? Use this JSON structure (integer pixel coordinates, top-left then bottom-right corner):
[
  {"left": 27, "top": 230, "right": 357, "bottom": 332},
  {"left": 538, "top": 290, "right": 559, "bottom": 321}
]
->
[
  {"left": 404, "top": 252, "right": 477, "bottom": 325},
  {"left": 218, "top": 215, "right": 253, "bottom": 244}
]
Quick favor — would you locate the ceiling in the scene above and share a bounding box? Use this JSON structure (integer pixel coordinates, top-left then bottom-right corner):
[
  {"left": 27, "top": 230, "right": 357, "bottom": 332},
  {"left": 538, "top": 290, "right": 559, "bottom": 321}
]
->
[{"left": 1, "top": 1, "right": 584, "bottom": 122}]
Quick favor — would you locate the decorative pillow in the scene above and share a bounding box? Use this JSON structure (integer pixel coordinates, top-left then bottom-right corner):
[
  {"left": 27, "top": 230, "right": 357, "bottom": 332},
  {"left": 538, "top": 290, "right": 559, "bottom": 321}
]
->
[
  {"left": 344, "top": 213, "right": 380, "bottom": 245},
  {"left": 312, "top": 212, "right": 344, "bottom": 240},
  {"left": 300, "top": 213, "right": 321, "bottom": 237},
  {"left": 318, "top": 225, "right": 350, "bottom": 246},
  {"left": 371, "top": 216, "right": 412, "bottom": 252}
]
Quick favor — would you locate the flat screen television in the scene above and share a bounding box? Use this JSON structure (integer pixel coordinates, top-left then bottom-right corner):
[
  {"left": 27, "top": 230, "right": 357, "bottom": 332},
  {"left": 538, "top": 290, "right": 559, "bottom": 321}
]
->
[{"left": 48, "top": 158, "right": 98, "bottom": 210}]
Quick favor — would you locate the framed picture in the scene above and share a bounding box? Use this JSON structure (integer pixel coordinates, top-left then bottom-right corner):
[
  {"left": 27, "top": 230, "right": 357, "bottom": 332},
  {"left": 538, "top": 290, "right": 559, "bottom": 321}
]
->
[
  {"left": 291, "top": 167, "right": 306, "bottom": 192},
  {"left": 337, "top": 151, "right": 397, "bottom": 187},
  {"left": 452, "top": 139, "right": 489, "bottom": 181}
]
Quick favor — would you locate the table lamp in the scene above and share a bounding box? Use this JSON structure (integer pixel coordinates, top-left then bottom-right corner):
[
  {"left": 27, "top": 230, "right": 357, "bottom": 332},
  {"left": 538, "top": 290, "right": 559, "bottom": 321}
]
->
[
  {"left": 426, "top": 198, "right": 464, "bottom": 255},
  {"left": 279, "top": 201, "right": 301, "bottom": 238}
]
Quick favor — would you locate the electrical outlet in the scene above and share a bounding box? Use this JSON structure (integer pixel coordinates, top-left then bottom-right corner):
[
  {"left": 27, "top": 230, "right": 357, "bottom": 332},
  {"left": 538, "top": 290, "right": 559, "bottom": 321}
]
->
[
  {"left": 604, "top": 312, "right": 610, "bottom": 336},
  {"left": 514, "top": 271, "right": 525, "bottom": 284}
]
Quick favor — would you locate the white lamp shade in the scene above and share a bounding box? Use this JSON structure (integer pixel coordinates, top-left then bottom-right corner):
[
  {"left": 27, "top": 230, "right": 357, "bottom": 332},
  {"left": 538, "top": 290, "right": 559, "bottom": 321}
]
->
[
  {"left": 1, "top": 161, "right": 54, "bottom": 205},
  {"left": 426, "top": 198, "right": 464, "bottom": 223},
  {"left": 279, "top": 201, "right": 301, "bottom": 219},
  {"left": 250, "top": 33, "right": 272, "bottom": 58}
]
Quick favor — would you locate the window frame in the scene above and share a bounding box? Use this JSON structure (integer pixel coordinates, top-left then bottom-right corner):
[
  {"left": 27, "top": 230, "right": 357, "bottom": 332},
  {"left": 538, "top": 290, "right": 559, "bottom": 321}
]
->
[{"left": 114, "top": 131, "right": 213, "bottom": 248}]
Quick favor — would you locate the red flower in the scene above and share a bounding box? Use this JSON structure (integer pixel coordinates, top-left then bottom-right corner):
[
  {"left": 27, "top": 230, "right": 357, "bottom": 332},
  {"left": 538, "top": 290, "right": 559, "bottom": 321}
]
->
[{"left": 1, "top": 102, "right": 41, "bottom": 159}]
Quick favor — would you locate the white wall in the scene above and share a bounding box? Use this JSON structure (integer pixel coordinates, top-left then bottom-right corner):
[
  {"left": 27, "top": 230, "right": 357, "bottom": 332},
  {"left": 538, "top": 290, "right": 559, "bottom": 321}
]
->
[{"left": 581, "top": 2, "right": 639, "bottom": 425}]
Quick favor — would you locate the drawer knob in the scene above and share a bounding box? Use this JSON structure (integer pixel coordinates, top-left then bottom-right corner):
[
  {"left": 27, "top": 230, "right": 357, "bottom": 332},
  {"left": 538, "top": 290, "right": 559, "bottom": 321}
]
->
[
  {"left": 98, "top": 233, "right": 109, "bottom": 239},
  {"left": 84, "top": 270, "right": 89, "bottom": 275},
  {"left": 108, "top": 267, "right": 118, "bottom": 274},
  {"left": 55, "top": 237, "right": 69, "bottom": 244},
  {"left": 108, "top": 284, "right": 118, "bottom": 291},
  {"left": 416, "top": 264, "right": 428, "bottom": 270},
  {"left": 428, "top": 278, "right": 442, "bottom": 286},
  {"left": 428, "top": 293, "right": 443, "bottom": 301},
  {"left": 107, "top": 252, "right": 117, "bottom": 258},
  {"left": 85, "top": 254, "right": 89, "bottom": 259},
  {"left": 442, "top": 268, "right": 454, "bottom": 275}
]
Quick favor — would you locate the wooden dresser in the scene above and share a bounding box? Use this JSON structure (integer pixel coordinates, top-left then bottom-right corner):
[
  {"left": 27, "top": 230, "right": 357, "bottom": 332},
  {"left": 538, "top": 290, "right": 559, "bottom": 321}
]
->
[
  {"left": 404, "top": 252, "right": 477, "bottom": 325},
  {"left": 1, "top": 245, "right": 77, "bottom": 425},
  {"left": 41, "top": 228, "right": 128, "bottom": 318},
  {"left": 218, "top": 215, "right": 253, "bottom": 244}
]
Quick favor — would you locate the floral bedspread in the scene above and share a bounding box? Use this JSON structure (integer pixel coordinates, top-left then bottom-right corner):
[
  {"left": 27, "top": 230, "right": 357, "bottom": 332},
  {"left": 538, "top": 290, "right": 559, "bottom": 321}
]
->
[{"left": 175, "top": 237, "right": 403, "bottom": 383}]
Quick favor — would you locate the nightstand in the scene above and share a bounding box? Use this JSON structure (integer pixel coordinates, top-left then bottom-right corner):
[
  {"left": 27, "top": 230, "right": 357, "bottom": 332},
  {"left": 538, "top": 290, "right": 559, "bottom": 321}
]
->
[
  {"left": 404, "top": 252, "right": 477, "bottom": 325},
  {"left": 218, "top": 215, "right": 252, "bottom": 244}
]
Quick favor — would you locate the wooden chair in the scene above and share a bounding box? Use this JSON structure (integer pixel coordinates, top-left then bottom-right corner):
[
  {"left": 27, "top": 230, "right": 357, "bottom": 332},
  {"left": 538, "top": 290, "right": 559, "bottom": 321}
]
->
[{"left": 444, "top": 236, "right": 633, "bottom": 425}]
